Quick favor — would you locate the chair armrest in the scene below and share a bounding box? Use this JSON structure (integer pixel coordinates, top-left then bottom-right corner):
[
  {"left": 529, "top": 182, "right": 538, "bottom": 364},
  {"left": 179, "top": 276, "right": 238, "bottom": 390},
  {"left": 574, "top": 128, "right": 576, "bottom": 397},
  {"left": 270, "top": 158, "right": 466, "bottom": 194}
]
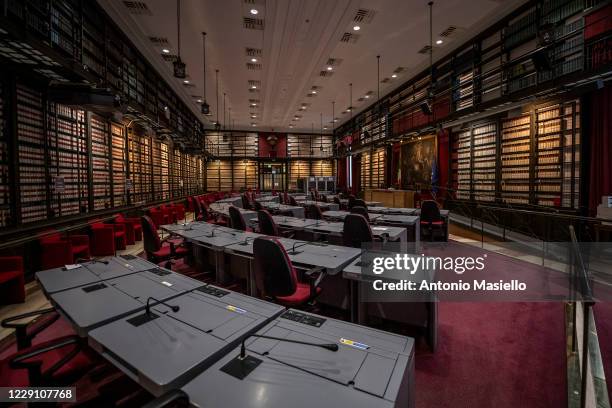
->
[
  {"left": 2, "top": 308, "right": 60, "bottom": 350},
  {"left": 304, "top": 266, "right": 326, "bottom": 297},
  {"left": 0, "top": 256, "right": 23, "bottom": 273},
  {"left": 141, "top": 390, "right": 190, "bottom": 408},
  {"left": 279, "top": 229, "right": 295, "bottom": 239},
  {"left": 69, "top": 235, "right": 90, "bottom": 246}
]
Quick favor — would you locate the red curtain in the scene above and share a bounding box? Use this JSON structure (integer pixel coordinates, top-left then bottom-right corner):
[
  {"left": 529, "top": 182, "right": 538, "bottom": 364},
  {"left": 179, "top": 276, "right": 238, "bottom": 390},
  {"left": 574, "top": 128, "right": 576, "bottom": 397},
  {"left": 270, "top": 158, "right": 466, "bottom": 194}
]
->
[
  {"left": 336, "top": 158, "right": 347, "bottom": 191},
  {"left": 589, "top": 85, "right": 612, "bottom": 214}
]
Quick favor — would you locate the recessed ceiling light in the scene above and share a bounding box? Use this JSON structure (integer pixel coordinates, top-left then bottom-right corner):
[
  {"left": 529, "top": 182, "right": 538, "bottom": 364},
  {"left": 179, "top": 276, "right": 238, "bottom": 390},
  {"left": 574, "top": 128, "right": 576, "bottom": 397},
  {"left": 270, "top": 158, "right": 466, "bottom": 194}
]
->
[
  {"left": 251, "top": 123, "right": 257, "bottom": 126},
  {"left": 436, "top": 39, "right": 443, "bottom": 45},
  {"left": 364, "top": 95, "right": 370, "bottom": 99},
  {"left": 162, "top": 48, "right": 170, "bottom": 53},
  {"left": 327, "top": 66, "right": 333, "bottom": 71},
  {"left": 251, "top": 58, "right": 258, "bottom": 62},
  {"left": 251, "top": 85, "right": 257, "bottom": 89},
  {"left": 392, "top": 74, "right": 398, "bottom": 78},
  {"left": 183, "top": 79, "right": 190, "bottom": 83},
  {"left": 250, "top": 103, "right": 257, "bottom": 107},
  {"left": 311, "top": 90, "right": 317, "bottom": 94},
  {"left": 250, "top": 8, "right": 258, "bottom": 15},
  {"left": 353, "top": 25, "right": 361, "bottom": 31},
  {"left": 197, "top": 99, "right": 202, "bottom": 103},
  {"left": 323, "top": 126, "right": 328, "bottom": 130},
  {"left": 333, "top": 119, "right": 338, "bottom": 122}
]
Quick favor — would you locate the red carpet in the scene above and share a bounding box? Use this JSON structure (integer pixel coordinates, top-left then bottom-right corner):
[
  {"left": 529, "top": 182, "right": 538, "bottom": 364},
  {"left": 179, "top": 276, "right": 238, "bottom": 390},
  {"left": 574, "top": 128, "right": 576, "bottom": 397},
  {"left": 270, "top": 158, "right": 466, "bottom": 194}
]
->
[
  {"left": 415, "top": 302, "right": 567, "bottom": 408},
  {"left": 594, "top": 302, "right": 612, "bottom": 399}
]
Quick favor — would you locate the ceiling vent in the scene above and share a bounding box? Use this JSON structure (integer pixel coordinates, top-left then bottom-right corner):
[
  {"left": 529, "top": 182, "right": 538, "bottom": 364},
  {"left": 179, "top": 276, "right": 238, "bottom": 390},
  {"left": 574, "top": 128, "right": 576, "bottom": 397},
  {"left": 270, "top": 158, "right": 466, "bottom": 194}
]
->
[
  {"left": 326, "top": 57, "right": 343, "bottom": 67},
  {"left": 245, "top": 48, "right": 262, "bottom": 57},
  {"left": 353, "top": 9, "right": 376, "bottom": 24},
  {"left": 418, "top": 45, "right": 432, "bottom": 54},
  {"left": 340, "top": 32, "right": 360, "bottom": 43},
  {"left": 123, "top": 1, "right": 152, "bottom": 15},
  {"left": 248, "top": 99, "right": 260, "bottom": 104},
  {"left": 149, "top": 36, "right": 169, "bottom": 45},
  {"left": 247, "top": 63, "right": 262, "bottom": 70},
  {"left": 319, "top": 70, "right": 334, "bottom": 77},
  {"left": 248, "top": 80, "right": 261, "bottom": 87},
  {"left": 440, "top": 26, "right": 457, "bottom": 37},
  {"left": 243, "top": 17, "right": 264, "bottom": 30}
]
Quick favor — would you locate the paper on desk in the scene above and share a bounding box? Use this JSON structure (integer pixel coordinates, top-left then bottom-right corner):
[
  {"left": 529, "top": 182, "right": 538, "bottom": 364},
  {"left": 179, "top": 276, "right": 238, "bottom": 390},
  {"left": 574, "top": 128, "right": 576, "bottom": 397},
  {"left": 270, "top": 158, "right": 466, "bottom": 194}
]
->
[
  {"left": 64, "top": 264, "right": 82, "bottom": 270},
  {"left": 372, "top": 227, "right": 389, "bottom": 231}
]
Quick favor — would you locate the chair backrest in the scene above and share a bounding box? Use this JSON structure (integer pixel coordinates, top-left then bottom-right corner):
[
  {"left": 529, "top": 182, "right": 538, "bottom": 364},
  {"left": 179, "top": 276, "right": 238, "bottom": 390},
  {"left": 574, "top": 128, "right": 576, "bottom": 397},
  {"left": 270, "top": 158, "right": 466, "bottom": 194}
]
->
[
  {"left": 343, "top": 214, "right": 373, "bottom": 248},
  {"left": 241, "top": 194, "right": 251, "bottom": 209},
  {"left": 348, "top": 195, "right": 357, "bottom": 209},
  {"left": 229, "top": 206, "right": 247, "bottom": 231},
  {"left": 320, "top": 194, "right": 328, "bottom": 203},
  {"left": 254, "top": 200, "right": 263, "bottom": 211},
  {"left": 257, "top": 209, "right": 280, "bottom": 237},
  {"left": 283, "top": 192, "right": 289, "bottom": 205},
  {"left": 192, "top": 196, "right": 202, "bottom": 219},
  {"left": 253, "top": 237, "right": 297, "bottom": 298},
  {"left": 353, "top": 199, "right": 367, "bottom": 209},
  {"left": 141, "top": 215, "right": 161, "bottom": 253},
  {"left": 288, "top": 196, "right": 298, "bottom": 206},
  {"left": 420, "top": 200, "right": 442, "bottom": 222},
  {"left": 308, "top": 204, "right": 323, "bottom": 220},
  {"left": 333, "top": 196, "right": 341, "bottom": 205},
  {"left": 350, "top": 205, "right": 369, "bottom": 221},
  {"left": 310, "top": 190, "right": 316, "bottom": 200}
]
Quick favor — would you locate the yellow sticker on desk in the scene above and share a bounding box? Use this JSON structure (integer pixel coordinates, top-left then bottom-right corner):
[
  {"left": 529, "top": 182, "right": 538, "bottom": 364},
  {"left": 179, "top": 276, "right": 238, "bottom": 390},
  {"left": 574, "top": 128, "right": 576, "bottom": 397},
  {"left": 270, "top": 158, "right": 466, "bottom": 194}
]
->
[
  {"left": 340, "top": 338, "right": 370, "bottom": 350},
  {"left": 226, "top": 305, "right": 247, "bottom": 314}
]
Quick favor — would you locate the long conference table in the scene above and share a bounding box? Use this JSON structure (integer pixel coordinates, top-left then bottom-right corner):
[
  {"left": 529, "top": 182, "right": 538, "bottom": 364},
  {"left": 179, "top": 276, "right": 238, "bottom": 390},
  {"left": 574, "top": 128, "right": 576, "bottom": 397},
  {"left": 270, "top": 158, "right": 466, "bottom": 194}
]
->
[{"left": 35, "top": 257, "right": 415, "bottom": 408}]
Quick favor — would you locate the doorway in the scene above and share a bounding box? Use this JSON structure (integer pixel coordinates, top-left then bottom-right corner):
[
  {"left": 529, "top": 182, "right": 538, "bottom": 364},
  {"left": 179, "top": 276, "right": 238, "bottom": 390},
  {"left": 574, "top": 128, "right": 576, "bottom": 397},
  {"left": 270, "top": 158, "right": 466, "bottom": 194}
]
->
[{"left": 259, "top": 162, "right": 286, "bottom": 191}]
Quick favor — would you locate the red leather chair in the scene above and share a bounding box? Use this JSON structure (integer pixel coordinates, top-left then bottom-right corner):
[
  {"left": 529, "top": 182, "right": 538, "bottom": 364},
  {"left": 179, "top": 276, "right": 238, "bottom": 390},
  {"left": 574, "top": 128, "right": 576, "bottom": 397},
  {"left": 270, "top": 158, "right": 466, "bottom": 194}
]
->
[
  {"left": 257, "top": 210, "right": 293, "bottom": 238},
  {"left": 283, "top": 192, "right": 290, "bottom": 205},
  {"left": 186, "top": 197, "right": 195, "bottom": 213},
  {"left": 229, "top": 206, "right": 252, "bottom": 232},
  {"left": 1, "top": 309, "right": 99, "bottom": 388},
  {"left": 114, "top": 214, "right": 142, "bottom": 245},
  {"left": 307, "top": 204, "right": 324, "bottom": 220},
  {"left": 420, "top": 200, "right": 445, "bottom": 241},
  {"left": 141, "top": 216, "right": 188, "bottom": 267},
  {"left": 173, "top": 203, "right": 186, "bottom": 221},
  {"left": 253, "top": 237, "right": 324, "bottom": 306},
  {"left": 39, "top": 231, "right": 90, "bottom": 270},
  {"left": 90, "top": 221, "right": 126, "bottom": 256},
  {"left": 147, "top": 208, "right": 167, "bottom": 230},
  {"left": 350, "top": 205, "right": 370, "bottom": 221},
  {"left": 0, "top": 256, "right": 25, "bottom": 304},
  {"left": 160, "top": 205, "right": 177, "bottom": 224},
  {"left": 342, "top": 214, "right": 374, "bottom": 248}
]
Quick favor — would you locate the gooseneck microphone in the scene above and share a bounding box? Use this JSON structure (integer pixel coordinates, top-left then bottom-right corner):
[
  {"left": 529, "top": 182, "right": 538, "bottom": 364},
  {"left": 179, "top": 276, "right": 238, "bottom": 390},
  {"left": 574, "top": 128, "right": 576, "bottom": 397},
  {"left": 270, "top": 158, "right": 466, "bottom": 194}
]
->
[
  {"left": 146, "top": 297, "right": 180, "bottom": 315},
  {"left": 208, "top": 225, "right": 221, "bottom": 237},
  {"left": 239, "top": 334, "right": 338, "bottom": 359},
  {"left": 76, "top": 258, "right": 110, "bottom": 265}
]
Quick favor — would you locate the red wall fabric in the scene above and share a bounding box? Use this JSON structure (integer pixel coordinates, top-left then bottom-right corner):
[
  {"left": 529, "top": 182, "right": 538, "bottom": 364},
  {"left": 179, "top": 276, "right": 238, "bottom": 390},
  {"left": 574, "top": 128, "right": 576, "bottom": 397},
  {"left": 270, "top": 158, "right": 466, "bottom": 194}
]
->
[
  {"left": 337, "top": 158, "right": 347, "bottom": 190},
  {"left": 585, "top": 4, "right": 612, "bottom": 40},
  {"left": 437, "top": 129, "right": 450, "bottom": 198},
  {"left": 258, "top": 133, "right": 287, "bottom": 158},
  {"left": 589, "top": 85, "right": 612, "bottom": 214}
]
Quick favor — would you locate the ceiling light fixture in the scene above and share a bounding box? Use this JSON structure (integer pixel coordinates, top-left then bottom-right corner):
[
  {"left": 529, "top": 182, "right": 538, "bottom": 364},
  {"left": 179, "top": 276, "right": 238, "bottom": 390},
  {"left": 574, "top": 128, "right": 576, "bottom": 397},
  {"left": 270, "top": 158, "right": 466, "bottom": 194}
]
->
[
  {"left": 436, "top": 39, "right": 443, "bottom": 45},
  {"left": 311, "top": 90, "right": 317, "bottom": 94},
  {"left": 327, "top": 66, "right": 333, "bottom": 71},
  {"left": 162, "top": 48, "right": 170, "bottom": 53},
  {"left": 197, "top": 99, "right": 202, "bottom": 103},
  {"left": 250, "top": 9, "right": 258, "bottom": 15},
  {"left": 365, "top": 94, "right": 370, "bottom": 98},
  {"left": 173, "top": 0, "right": 186, "bottom": 78},
  {"left": 391, "top": 74, "right": 397, "bottom": 78},
  {"left": 251, "top": 85, "right": 257, "bottom": 89},
  {"left": 251, "top": 58, "right": 258, "bottom": 62},
  {"left": 183, "top": 79, "right": 189, "bottom": 83},
  {"left": 353, "top": 25, "right": 361, "bottom": 31}
]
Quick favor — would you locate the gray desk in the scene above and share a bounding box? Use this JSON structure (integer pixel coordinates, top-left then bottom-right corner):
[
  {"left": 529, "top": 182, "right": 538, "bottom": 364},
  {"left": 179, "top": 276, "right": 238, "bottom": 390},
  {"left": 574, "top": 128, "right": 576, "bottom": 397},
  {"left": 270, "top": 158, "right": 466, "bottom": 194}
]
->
[
  {"left": 414, "top": 209, "right": 450, "bottom": 241},
  {"left": 36, "top": 255, "right": 153, "bottom": 294},
  {"left": 322, "top": 210, "right": 383, "bottom": 222},
  {"left": 250, "top": 215, "right": 319, "bottom": 231},
  {"left": 303, "top": 220, "right": 407, "bottom": 242},
  {"left": 343, "top": 255, "right": 437, "bottom": 350},
  {"left": 368, "top": 207, "right": 417, "bottom": 215},
  {"left": 340, "top": 199, "right": 382, "bottom": 207},
  {"left": 88, "top": 286, "right": 284, "bottom": 396},
  {"left": 215, "top": 196, "right": 242, "bottom": 207},
  {"left": 181, "top": 309, "right": 415, "bottom": 408},
  {"left": 209, "top": 203, "right": 257, "bottom": 223},
  {"left": 296, "top": 200, "right": 340, "bottom": 211},
  {"left": 261, "top": 202, "right": 305, "bottom": 218},
  {"left": 47, "top": 268, "right": 200, "bottom": 336}
]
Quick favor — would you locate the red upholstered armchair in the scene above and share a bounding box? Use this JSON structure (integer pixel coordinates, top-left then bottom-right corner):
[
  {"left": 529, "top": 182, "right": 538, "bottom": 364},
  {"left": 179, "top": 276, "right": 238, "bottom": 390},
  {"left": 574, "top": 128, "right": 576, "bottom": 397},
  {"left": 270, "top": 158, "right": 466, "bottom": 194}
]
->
[
  {"left": 253, "top": 237, "right": 324, "bottom": 306},
  {"left": 0, "top": 257, "right": 25, "bottom": 304},
  {"left": 160, "top": 205, "right": 177, "bottom": 224},
  {"left": 90, "top": 221, "right": 126, "bottom": 256},
  {"left": 39, "top": 231, "right": 90, "bottom": 270},
  {"left": 114, "top": 214, "right": 142, "bottom": 245},
  {"left": 172, "top": 203, "right": 186, "bottom": 221},
  {"left": 147, "top": 208, "right": 167, "bottom": 230},
  {"left": 1, "top": 308, "right": 99, "bottom": 388}
]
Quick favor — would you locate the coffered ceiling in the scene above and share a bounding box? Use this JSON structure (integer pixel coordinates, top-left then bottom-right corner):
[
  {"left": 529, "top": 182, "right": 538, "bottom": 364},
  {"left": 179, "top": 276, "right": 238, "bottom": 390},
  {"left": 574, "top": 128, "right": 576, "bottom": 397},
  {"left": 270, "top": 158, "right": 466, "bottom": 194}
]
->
[{"left": 98, "top": 0, "right": 527, "bottom": 133}]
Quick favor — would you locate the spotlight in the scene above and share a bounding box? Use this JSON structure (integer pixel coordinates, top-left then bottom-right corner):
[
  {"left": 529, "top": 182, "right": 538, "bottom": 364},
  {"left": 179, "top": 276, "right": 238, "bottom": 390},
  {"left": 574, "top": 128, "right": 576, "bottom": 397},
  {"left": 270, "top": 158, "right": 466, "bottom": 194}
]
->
[
  {"left": 250, "top": 9, "right": 258, "bottom": 15},
  {"left": 353, "top": 25, "right": 361, "bottom": 31}
]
